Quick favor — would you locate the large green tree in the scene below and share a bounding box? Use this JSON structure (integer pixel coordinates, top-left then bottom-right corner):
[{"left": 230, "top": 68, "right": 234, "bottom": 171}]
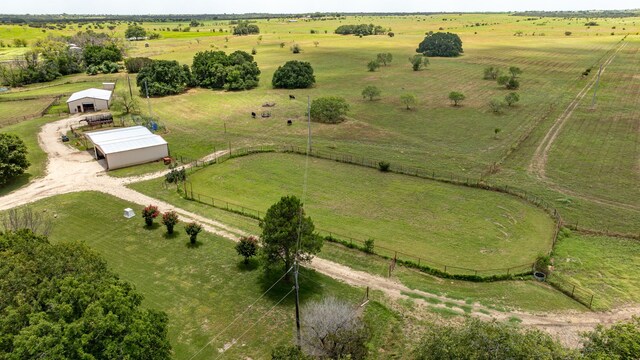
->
[
  {"left": 191, "top": 50, "right": 260, "bottom": 90},
  {"left": 272, "top": 60, "right": 315, "bottom": 89},
  {"left": 582, "top": 316, "right": 640, "bottom": 359},
  {"left": 125, "top": 25, "right": 147, "bottom": 39},
  {"left": 413, "top": 318, "right": 574, "bottom": 359},
  {"left": 83, "top": 44, "right": 123, "bottom": 67},
  {"left": 416, "top": 32, "right": 463, "bottom": 57},
  {"left": 0, "top": 133, "right": 29, "bottom": 186},
  {"left": 310, "top": 97, "right": 350, "bottom": 124},
  {"left": 136, "top": 60, "right": 192, "bottom": 96},
  {"left": 0, "top": 230, "right": 172, "bottom": 359},
  {"left": 260, "top": 196, "right": 322, "bottom": 279}
]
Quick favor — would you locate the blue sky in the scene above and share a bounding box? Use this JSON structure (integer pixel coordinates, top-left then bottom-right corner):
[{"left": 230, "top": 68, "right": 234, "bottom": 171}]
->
[{"left": 1, "top": 0, "right": 638, "bottom": 14}]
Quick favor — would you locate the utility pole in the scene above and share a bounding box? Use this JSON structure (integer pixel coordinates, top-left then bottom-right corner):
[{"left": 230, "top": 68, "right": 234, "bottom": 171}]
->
[
  {"left": 294, "top": 260, "right": 302, "bottom": 349},
  {"left": 307, "top": 96, "right": 312, "bottom": 152},
  {"left": 127, "top": 75, "right": 133, "bottom": 98},
  {"left": 591, "top": 64, "right": 603, "bottom": 109},
  {"left": 144, "top": 79, "right": 153, "bottom": 118}
]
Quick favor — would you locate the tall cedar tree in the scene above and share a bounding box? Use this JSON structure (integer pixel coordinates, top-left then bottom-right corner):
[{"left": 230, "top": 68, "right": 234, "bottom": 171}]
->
[{"left": 260, "top": 196, "right": 322, "bottom": 280}]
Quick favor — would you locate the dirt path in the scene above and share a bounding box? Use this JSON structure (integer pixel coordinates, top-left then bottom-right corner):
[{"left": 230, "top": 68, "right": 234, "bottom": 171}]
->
[
  {"left": 527, "top": 42, "right": 640, "bottom": 212},
  {"left": 1, "top": 116, "right": 637, "bottom": 348}
]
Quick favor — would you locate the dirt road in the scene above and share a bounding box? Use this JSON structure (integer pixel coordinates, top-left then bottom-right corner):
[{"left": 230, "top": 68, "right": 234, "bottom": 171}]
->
[{"left": 1, "top": 116, "right": 637, "bottom": 348}]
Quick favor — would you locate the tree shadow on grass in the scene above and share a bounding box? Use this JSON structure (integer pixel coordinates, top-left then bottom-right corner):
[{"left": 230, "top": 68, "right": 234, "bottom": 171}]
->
[
  {"left": 236, "top": 258, "right": 259, "bottom": 272},
  {"left": 258, "top": 264, "right": 324, "bottom": 304},
  {"left": 143, "top": 223, "right": 161, "bottom": 231},
  {"left": 162, "top": 231, "right": 180, "bottom": 240},
  {"left": 185, "top": 240, "right": 203, "bottom": 248}
]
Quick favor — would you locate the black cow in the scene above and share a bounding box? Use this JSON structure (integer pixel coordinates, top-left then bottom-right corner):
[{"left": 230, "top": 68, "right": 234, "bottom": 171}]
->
[
  {"left": 289, "top": 95, "right": 296, "bottom": 100},
  {"left": 287, "top": 120, "right": 293, "bottom": 126},
  {"left": 251, "top": 112, "right": 256, "bottom": 118}
]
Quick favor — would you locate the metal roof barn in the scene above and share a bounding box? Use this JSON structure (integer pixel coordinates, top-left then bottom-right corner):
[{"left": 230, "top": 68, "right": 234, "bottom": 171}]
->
[
  {"left": 84, "top": 126, "right": 169, "bottom": 170},
  {"left": 66, "top": 88, "right": 113, "bottom": 113}
]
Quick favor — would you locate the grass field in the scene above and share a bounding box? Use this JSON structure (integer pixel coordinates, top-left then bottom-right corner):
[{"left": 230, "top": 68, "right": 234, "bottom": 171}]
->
[
  {"left": 2, "top": 15, "right": 637, "bottom": 234},
  {"left": 552, "top": 233, "right": 640, "bottom": 310},
  {"left": 15, "top": 191, "right": 408, "bottom": 359},
  {"left": 155, "top": 152, "right": 556, "bottom": 270},
  {"left": 545, "top": 37, "right": 640, "bottom": 206},
  {"left": 0, "top": 115, "right": 58, "bottom": 196},
  {"left": 129, "top": 176, "right": 583, "bottom": 312},
  {"left": 0, "top": 97, "right": 55, "bottom": 126}
]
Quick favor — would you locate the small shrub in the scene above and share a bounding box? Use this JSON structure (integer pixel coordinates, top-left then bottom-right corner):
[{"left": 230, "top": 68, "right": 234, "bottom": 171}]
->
[
  {"left": 364, "top": 239, "right": 375, "bottom": 254},
  {"left": 367, "top": 59, "right": 380, "bottom": 72},
  {"left": 251, "top": 47, "right": 257, "bottom": 55},
  {"left": 565, "top": 31, "right": 572, "bottom": 36},
  {"left": 161, "top": 211, "right": 179, "bottom": 234},
  {"left": 235, "top": 236, "right": 258, "bottom": 264},
  {"left": 378, "top": 161, "right": 390, "bottom": 172},
  {"left": 291, "top": 43, "right": 301, "bottom": 54},
  {"left": 534, "top": 254, "right": 551, "bottom": 276},
  {"left": 184, "top": 222, "right": 203, "bottom": 244},
  {"left": 142, "top": 205, "right": 160, "bottom": 227},
  {"left": 489, "top": 99, "right": 504, "bottom": 114},
  {"left": 504, "top": 92, "right": 520, "bottom": 106}
]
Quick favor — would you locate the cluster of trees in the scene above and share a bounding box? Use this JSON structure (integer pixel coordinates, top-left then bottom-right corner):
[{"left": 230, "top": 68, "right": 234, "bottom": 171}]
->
[
  {"left": 485, "top": 65, "right": 522, "bottom": 89},
  {"left": 0, "top": 229, "right": 172, "bottom": 359},
  {"left": 124, "top": 56, "right": 153, "bottom": 73},
  {"left": 233, "top": 21, "right": 260, "bottom": 35},
  {"left": 416, "top": 32, "right": 463, "bottom": 57},
  {"left": 272, "top": 60, "right": 315, "bottom": 89},
  {"left": 137, "top": 60, "right": 193, "bottom": 96},
  {"left": 192, "top": 50, "right": 260, "bottom": 90},
  {"left": 409, "top": 54, "right": 429, "bottom": 71},
  {"left": 0, "top": 134, "right": 29, "bottom": 186},
  {"left": 490, "top": 92, "right": 520, "bottom": 114},
  {"left": 0, "top": 31, "right": 123, "bottom": 87},
  {"left": 367, "top": 52, "right": 393, "bottom": 72},
  {"left": 335, "top": 24, "right": 387, "bottom": 36},
  {"left": 135, "top": 50, "right": 261, "bottom": 96},
  {"left": 125, "top": 24, "right": 146, "bottom": 38}
]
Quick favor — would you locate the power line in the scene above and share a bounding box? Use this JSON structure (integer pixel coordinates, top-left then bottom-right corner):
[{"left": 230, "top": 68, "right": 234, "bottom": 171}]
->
[
  {"left": 215, "top": 287, "right": 295, "bottom": 359},
  {"left": 187, "top": 266, "right": 294, "bottom": 360}
]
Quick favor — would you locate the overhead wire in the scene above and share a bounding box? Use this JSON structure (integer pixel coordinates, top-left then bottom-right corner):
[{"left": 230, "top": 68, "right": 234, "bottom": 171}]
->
[
  {"left": 186, "top": 266, "right": 294, "bottom": 360},
  {"left": 215, "top": 287, "right": 296, "bottom": 359}
]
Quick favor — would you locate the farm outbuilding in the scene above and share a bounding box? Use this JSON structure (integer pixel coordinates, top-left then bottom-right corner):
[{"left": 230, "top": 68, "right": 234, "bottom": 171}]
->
[
  {"left": 84, "top": 126, "right": 169, "bottom": 170},
  {"left": 67, "top": 88, "right": 113, "bottom": 114}
]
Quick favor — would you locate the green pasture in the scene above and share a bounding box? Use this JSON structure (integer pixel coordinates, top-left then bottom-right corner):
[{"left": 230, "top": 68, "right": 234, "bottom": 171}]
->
[
  {"left": 137, "top": 152, "right": 556, "bottom": 271},
  {"left": 0, "top": 98, "right": 54, "bottom": 126},
  {"left": 0, "top": 115, "right": 58, "bottom": 196},
  {"left": 552, "top": 233, "right": 640, "bottom": 310},
  {"left": 545, "top": 37, "right": 640, "bottom": 207},
  {"left": 15, "top": 191, "right": 406, "bottom": 359},
  {"left": 129, "top": 172, "right": 582, "bottom": 312}
]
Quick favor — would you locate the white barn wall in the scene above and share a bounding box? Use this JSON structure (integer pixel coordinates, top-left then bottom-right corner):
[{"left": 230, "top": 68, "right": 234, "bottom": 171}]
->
[
  {"left": 68, "top": 98, "right": 110, "bottom": 113},
  {"left": 104, "top": 144, "right": 169, "bottom": 170}
]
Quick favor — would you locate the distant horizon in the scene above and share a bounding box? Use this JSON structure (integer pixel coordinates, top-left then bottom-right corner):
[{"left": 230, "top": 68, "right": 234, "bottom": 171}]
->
[
  {"left": 1, "top": 0, "right": 639, "bottom": 16},
  {"left": 2, "top": 10, "right": 640, "bottom": 16}
]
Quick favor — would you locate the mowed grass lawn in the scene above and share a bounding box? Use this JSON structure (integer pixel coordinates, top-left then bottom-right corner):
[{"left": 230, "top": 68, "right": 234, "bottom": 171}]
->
[
  {"left": 0, "top": 115, "right": 59, "bottom": 196},
  {"left": 552, "top": 234, "right": 640, "bottom": 310},
  {"left": 177, "top": 153, "right": 555, "bottom": 270},
  {"left": 0, "top": 98, "right": 54, "bottom": 125},
  {"left": 19, "top": 192, "right": 405, "bottom": 359}
]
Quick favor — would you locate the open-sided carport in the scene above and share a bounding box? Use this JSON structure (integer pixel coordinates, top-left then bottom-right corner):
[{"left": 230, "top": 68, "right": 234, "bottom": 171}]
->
[{"left": 84, "top": 126, "right": 169, "bottom": 170}]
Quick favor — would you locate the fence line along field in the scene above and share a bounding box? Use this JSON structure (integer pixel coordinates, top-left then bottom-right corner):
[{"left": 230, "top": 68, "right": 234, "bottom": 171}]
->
[
  {"left": 172, "top": 152, "right": 556, "bottom": 271},
  {"left": 545, "top": 37, "right": 640, "bottom": 207},
  {"left": 8, "top": 191, "right": 405, "bottom": 359}
]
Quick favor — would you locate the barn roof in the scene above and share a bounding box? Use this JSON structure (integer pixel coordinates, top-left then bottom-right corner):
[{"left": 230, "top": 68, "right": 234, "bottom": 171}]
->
[
  {"left": 66, "top": 88, "right": 112, "bottom": 103},
  {"left": 85, "top": 126, "right": 168, "bottom": 154}
]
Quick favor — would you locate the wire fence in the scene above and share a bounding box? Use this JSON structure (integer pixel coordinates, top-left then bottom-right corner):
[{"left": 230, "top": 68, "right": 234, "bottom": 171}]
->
[
  {"left": 172, "top": 144, "right": 597, "bottom": 301},
  {"left": 548, "top": 274, "right": 595, "bottom": 309},
  {"left": 0, "top": 95, "right": 61, "bottom": 128}
]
